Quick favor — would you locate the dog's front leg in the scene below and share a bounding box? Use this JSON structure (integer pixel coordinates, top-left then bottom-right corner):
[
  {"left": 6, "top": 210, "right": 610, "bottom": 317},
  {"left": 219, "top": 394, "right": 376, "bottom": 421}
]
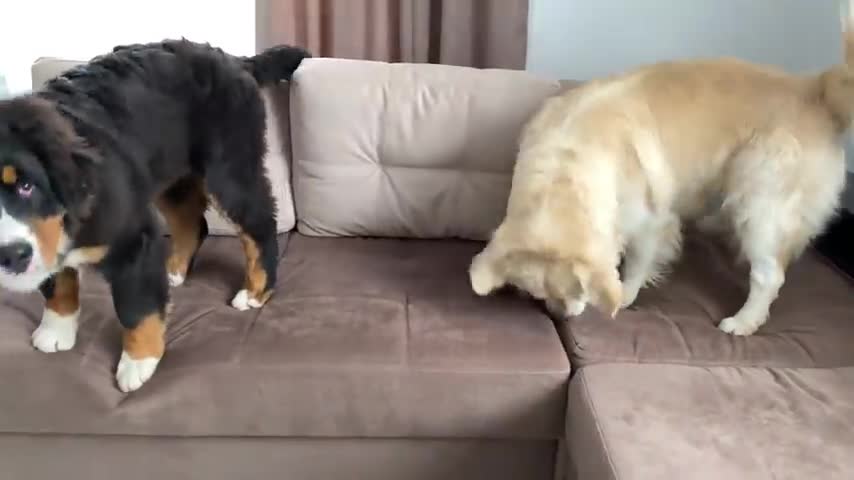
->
[
  {"left": 32, "top": 268, "right": 80, "bottom": 352},
  {"left": 621, "top": 217, "right": 682, "bottom": 309},
  {"left": 544, "top": 296, "right": 587, "bottom": 320},
  {"left": 102, "top": 231, "right": 170, "bottom": 392}
]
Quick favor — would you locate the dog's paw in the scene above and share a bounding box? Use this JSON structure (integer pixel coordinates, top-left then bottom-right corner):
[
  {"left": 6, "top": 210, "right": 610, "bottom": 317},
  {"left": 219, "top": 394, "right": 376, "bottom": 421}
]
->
[
  {"left": 168, "top": 272, "right": 185, "bottom": 287},
  {"left": 718, "top": 316, "right": 762, "bottom": 336},
  {"left": 230, "top": 289, "right": 265, "bottom": 311},
  {"left": 469, "top": 255, "right": 501, "bottom": 296},
  {"left": 545, "top": 298, "right": 586, "bottom": 319},
  {"left": 116, "top": 352, "right": 160, "bottom": 393},
  {"left": 565, "top": 299, "right": 587, "bottom": 316},
  {"left": 31, "top": 309, "right": 79, "bottom": 353},
  {"left": 620, "top": 283, "right": 641, "bottom": 310},
  {"left": 469, "top": 270, "right": 496, "bottom": 296}
]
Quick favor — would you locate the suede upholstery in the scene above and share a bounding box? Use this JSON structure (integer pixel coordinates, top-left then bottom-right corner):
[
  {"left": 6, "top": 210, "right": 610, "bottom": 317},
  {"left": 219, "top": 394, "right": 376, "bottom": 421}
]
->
[
  {"left": 568, "top": 363, "right": 854, "bottom": 480},
  {"left": 0, "top": 436, "right": 557, "bottom": 480},
  {"left": 8, "top": 56, "right": 853, "bottom": 480},
  {"left": 0, "top": 235, "right": 569, "bottom": 439},
  {"left": 561, "top": 232, "right": 854, "bottom": 369}
]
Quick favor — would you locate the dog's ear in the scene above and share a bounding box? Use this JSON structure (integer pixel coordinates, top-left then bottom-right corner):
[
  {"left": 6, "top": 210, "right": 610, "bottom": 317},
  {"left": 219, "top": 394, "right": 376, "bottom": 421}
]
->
[
  {"left": 576, "top": 264, "right": 622, "bottom": 318},
  {"left": 9, "top": 97, "right": 98, "bottom": 221}
]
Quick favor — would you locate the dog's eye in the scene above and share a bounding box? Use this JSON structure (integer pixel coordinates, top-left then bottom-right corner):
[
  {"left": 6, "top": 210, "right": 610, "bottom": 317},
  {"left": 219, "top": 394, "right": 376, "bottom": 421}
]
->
[{"left": 15, "top": 182, "right": 34, "bottom": 198}]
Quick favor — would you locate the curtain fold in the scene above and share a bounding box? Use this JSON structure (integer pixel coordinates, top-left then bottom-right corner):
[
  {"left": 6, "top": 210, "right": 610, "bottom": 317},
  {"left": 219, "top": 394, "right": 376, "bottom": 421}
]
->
[{"left": 257, "top": 0, "right": 529, "bottom": 69}]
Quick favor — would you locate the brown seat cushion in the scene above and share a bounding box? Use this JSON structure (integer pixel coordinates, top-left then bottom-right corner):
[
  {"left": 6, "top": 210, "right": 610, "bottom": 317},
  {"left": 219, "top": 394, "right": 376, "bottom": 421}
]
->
[
  {"left": 567, "top": 363, "right": 854, "bottom": 480},
  {"left": 561, "top": 233, "right": 854, "bottom": 369},
  {"left": 0, "top": 235, "right": 569, "bottom": 439}
]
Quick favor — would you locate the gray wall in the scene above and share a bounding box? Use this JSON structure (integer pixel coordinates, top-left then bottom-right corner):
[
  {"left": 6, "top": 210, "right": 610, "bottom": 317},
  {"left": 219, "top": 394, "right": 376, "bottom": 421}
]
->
[
  {"left": 526, "top": 0, "right": 853, "bottom": 208},
  {"left": 526, "top": 0, "right": 841, "bottom": 79}
]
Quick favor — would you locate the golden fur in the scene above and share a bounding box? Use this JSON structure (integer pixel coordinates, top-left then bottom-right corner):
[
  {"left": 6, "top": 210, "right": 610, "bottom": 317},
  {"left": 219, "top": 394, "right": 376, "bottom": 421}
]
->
[{"left": 470, "top": 10, "right": 853, "bottom": 335}]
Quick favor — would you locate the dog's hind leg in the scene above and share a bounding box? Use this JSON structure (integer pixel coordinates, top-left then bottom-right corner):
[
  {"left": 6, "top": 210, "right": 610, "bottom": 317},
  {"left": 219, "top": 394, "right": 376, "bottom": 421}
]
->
[
  {"left": 200, "top": 80, "right": 278, "bottom": 311},
  {"left": 206, "top": 170, "right": 278, "bottom": 311},
  {"left": 156, "top": 177, "right": 209, "bottom": 287},
  {"left": 202, "top": 131, "right": 278, "bottom": 311},
  {"left": 716, "top": 144, "right": 844, "bottom": 335},
  {"left": 717, "top": 222, "right": 791, "bottom": 336}
]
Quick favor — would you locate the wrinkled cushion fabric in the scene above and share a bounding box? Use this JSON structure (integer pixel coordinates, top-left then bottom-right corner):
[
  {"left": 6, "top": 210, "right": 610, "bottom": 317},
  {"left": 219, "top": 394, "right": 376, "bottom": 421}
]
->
[
  {"left": 289, "top": 58, "right": 565, "bottom": 240},
  {"left": 0, "top": 235, "right": 569, "bottom": 439},
  {"left": 568, "top": 363, "right": 854, "bottom": 480},
  {"left": 561, "top": 233, "right": 854, "bottom": 369},
  {"left": 30, "top": 57, "right": 296, "bottom": 234}
]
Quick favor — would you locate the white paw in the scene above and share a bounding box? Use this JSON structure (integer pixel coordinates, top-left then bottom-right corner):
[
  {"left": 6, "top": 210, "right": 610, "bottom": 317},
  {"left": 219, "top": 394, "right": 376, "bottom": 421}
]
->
[
  {"left": 115, "top": 352, "right": 160, "bottom": 393},
  {"left": 565, "top": 299, "right": 587, "bottom": 316},
  {"left": 31, "top": 309, "right": 79, "bottom": 353},
  {"left": 469, "top": 256, "right": 500, "bottom": 296},
  {"left": 230, "top": 289, "right": 264, "bottom": 311},
  {"left": 718, "top": 316, "right": 762, "bottom": 336},
  {"left": 620, "top": 283, "right": 641, "bottom": 309},
  {"left": 168, "top": 272, "right": 185, "bottom": 287}
]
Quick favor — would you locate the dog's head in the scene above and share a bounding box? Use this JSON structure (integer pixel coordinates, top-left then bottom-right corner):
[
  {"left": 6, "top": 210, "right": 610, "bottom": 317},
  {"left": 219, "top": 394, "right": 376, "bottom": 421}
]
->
[
  {"left": 0, "top": 96, "right": 96, "bottom": 292},
  {"left": 469, "top": 247, "right": 622, "bottom": 318}
]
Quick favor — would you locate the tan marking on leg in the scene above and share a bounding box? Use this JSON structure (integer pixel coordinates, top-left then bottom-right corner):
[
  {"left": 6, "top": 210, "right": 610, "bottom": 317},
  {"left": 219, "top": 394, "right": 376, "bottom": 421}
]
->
[
  {"left": 122, "top": 313, "right": 166, "bottom": 360},
  {"left": 63, "top": 245, "right": 109, "bottom": 267},
  {"left": 2, "top": 166, "right": 17, "bottom": 185},
  {"left": 156, "top": 179, "right": 208, "bottom": 278},
  {"left": 46, "top": 268, "right": 79, "bottom": 316},
  {"left": 239, "top": 233, "right": 271, "bottom": 303},
  {"left": 30, "top": 215, "right": 64, "bottom": 265}
]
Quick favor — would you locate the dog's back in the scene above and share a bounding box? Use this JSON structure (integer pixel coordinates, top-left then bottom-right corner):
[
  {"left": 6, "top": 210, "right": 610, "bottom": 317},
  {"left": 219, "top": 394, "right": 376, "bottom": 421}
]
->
[{"left": 535, "top": 59, "right": 845, "bottom": 219}]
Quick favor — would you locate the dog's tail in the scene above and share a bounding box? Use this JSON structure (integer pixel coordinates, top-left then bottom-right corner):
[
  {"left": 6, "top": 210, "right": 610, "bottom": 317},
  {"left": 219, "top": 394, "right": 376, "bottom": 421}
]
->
[
  {"left": 242, "top": 45, "right": 311, "bottom": 85},
  {"left": 819, "top": 0, "right": 854, "bottom": 131}
]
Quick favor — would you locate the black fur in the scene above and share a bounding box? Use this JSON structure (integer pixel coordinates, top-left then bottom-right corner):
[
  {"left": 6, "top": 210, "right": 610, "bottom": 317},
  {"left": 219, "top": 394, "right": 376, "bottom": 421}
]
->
[
  {"left": 0, "top": 39, "right": 310, "bottom": 331},
  {"left": 242, "top": 45, "right": 310, "bottom": 84}
]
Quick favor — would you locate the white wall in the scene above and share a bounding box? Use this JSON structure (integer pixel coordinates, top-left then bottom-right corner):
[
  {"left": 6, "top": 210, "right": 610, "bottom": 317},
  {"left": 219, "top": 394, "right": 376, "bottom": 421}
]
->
[{"left": 0, "top": 0, "right": 255, "bottom": 94}]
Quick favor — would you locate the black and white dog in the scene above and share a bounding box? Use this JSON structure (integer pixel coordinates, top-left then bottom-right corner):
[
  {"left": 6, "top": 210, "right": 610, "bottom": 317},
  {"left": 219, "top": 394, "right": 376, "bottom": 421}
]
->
[{"left": 0, "top": 39, "right": 310, "bottom": 391}]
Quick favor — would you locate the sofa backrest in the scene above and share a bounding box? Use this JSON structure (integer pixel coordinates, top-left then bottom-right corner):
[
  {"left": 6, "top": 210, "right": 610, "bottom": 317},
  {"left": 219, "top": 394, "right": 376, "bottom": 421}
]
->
[
  {"left": 289, "top": 58, "right": 565, "bottom": 240},
  {"left": 30, "top": 56, "right": 571, "bottom": 241},
  {"left": 30, "top": 57, "right": 296, "bottom": 235}
]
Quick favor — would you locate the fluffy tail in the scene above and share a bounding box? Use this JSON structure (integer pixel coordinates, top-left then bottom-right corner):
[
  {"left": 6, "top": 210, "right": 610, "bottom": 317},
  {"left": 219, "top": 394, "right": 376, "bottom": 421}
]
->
[
  {"left": 820, "top": 0, "right": 854, "bottom": 130},
  {"left": 243, "top": 45, "right": 311, "bottom": 85}
]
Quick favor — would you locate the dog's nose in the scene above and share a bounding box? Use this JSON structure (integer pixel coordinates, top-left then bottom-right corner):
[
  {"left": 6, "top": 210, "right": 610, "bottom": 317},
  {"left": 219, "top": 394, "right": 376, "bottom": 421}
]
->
[{"left": 0, "top": 242, "right": 33, "bottom": 274}]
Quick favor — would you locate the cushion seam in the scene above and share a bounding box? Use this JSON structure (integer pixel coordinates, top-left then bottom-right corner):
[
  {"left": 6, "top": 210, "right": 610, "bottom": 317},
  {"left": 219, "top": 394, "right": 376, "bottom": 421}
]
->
[
  {"left": 577, "top": 362, "right": 854, "bottom": 373},
  {"left": 579, "top": 371, "right": 622, "bottom": 480},
  {"left": 570, "top": 355, "right": 854, "bottom": 370}
]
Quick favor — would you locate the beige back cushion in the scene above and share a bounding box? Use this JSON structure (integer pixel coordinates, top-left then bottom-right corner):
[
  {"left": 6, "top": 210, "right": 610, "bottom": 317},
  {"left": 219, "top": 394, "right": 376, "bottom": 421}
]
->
[
  {"left": 30, "top": 57, "right": 295, "bottom": 235},
  {"left": 289, "top": 58, "right": 564, "bottom": 240}
]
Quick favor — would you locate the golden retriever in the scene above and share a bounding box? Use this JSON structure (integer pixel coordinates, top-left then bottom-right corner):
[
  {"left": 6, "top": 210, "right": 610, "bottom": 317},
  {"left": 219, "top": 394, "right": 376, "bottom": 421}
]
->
[{"left": 469, "top": 9, "right": 853, "bottom": 335}]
